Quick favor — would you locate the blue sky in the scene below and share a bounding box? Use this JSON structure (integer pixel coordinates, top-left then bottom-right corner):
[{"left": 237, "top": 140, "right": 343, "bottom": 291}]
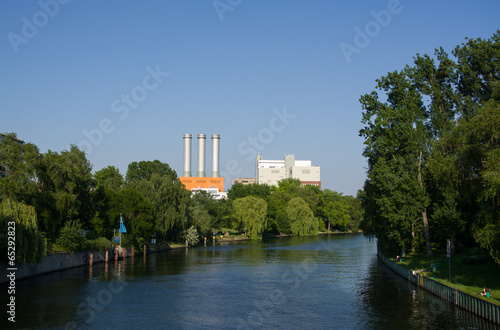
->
[{"left": 1, "top": 0, "right": 499, "bottom": 196}]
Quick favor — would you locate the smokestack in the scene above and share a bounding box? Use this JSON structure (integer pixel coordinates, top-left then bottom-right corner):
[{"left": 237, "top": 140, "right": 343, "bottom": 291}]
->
[
  {"left": 182, "top": 134, "right": 192, "bottom": 177},
  {"left": 197, "top": 134, "right": 206, "bottom": 177},
  {"left": 211, "top": 134, "right": 220, "bottom": 177}
]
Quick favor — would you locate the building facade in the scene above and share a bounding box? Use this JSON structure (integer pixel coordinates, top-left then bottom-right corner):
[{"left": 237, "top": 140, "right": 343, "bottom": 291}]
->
[
  {"left": 256, "top": 154, "right": 321, "bottom": 189},
  {"left": 232, "top": 178, "right": 256, "bottom": 185}
]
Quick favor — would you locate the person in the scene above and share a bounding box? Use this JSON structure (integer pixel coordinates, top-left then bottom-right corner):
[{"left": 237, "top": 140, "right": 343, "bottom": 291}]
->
[{"left": 480, "top": 286, "right": 490, "bottom": 297}]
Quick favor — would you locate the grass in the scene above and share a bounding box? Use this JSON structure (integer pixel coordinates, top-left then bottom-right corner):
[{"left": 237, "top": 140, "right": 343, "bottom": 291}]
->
[{"left": 396, "top": 249, "right": 500, "bottom": 306}]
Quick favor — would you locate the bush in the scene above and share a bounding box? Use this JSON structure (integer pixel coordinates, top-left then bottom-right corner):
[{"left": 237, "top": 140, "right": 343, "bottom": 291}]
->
[
  {"left": 87, "top": 237, "right": 111, "bottom": 251},
  {"left": 179, "top": 226, "right": 199, "bottom": 247},
  {"left": 55, "top": 220, "right": 86, "bottom": 253}
]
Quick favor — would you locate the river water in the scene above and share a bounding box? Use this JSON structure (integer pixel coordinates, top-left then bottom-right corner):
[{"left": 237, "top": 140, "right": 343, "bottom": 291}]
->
[{"left": 1, "top": 234, "right": 496, "bottom": 329}]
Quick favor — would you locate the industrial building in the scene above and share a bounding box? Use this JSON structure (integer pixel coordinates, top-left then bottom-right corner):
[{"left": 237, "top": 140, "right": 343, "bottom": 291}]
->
[
  {"left": 256, "top": 154, "right": 321, "bottom": 189},
  {"left": 232, "top": 178, "right": 256, "bottom": 185},
  {"left": 179, "top": 134, "right": 227, "bottom": 200}
]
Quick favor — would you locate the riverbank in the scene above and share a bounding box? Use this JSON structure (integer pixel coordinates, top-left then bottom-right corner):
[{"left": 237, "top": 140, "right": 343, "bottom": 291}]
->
[
  {"left": 0, "top": 243, "right": 185, "bottom": 284},
  {"left": 378, "top": 250, "right": 500, "bottom": 325}
]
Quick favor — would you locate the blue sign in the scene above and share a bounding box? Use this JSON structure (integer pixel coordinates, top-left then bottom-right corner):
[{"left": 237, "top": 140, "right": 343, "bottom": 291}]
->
[{"left": 114, "top": 236, "right": 119, "bottom": 243}]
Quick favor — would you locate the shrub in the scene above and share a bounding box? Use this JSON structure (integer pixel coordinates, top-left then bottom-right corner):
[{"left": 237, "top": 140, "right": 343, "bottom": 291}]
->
[
  {"left": 55, "top": 220, "right": 86, "bottom": 253},
  {"left": 87, "top": 237, "right": 111, "bottom": 251}
]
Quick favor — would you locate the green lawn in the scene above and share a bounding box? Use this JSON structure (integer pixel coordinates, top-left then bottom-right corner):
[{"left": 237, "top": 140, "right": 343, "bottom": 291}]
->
[{"left": 396, "top": 250, "right": 500, "bottom": 306}]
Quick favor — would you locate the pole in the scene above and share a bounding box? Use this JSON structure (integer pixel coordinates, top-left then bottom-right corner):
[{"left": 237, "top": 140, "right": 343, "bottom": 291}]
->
[
  {"left": 447, "top": 239, "right": 451, "bottom": 280},
  {"left": 119, "top": 214, "right": 122, "bottom": 248}
]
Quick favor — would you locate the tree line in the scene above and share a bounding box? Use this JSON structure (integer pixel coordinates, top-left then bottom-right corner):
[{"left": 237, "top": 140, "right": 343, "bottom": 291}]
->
[
  {"left": 359, "top": 31, "right": 500, "bottom": 264},
  {"left": 0, "top": 137, "right": 362, "bottom": 264}
]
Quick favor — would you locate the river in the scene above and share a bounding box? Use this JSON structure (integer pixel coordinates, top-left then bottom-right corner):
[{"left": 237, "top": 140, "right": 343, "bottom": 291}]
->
[{"left": 1, "top": 234, "right": 496, "bottom": 329}]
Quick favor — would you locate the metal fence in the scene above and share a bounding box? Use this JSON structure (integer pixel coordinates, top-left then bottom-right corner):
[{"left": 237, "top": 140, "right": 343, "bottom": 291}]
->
[{"left": 378, "top": 251, "right": 500, "bottom": 324}]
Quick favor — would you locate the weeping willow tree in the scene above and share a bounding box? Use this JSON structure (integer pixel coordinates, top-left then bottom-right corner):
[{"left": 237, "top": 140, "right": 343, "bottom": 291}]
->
[
  {"left": 233, "top": 196, "right": 267, "bottom": 239},
  {"left": 0, "top": 199, "right": 47, "bottom": 264}
]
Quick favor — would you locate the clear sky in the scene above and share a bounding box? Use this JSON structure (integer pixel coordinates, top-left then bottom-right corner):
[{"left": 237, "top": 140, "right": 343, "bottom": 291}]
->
[{"left": 1, "top": 0, "right": 498, "bottom": 196}]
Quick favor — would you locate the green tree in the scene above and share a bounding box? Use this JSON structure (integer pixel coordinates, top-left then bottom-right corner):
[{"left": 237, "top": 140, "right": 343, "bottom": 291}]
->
[
  {"left": 125, "top": 160, "right": 177, "bottom": 183},
  {"left": 287, "top": 197, "right": 318, "bottom": 236},
  {"left": 360, "top": 31, "right": 500, "bottom": 261},
  {"left": 0, "top": 133, "right": 40, "bottom": 203},
  {"left": 119, "top": 189, "right": 155, "bottom": 248},
  {"left": 434, "top": 83, "right": 500, "bottom": 263},
  {"left": 233, "top": 196, "right": 267, "bottom": 239},
  {"left": 227, "top": 183, "right": 272, "bottom": 200},
  {"left": 360, "top": 68, "right": 433, "bottom": 256},
  {"left": 34, "top": 145, "right": 93, "bottom": 240},
  {"left": 93, "top": 166, "right": 123, "bottom": 191},
  {"left": 0, "top": 199, "right": 47, "bottom": 264},
  {"left": 55, "top": 220, "right": 86, "bottom": 253},
  {"left": 345, "top": 192, "right": 364, "bottom": 231},
  {"left": 125, "top": 161, "right": 191, "bottom": 241},
  {"left": 319, "top": 190, "right": 350, "bottom": 231},
  {"left": 189, "top": 191, "right": 215, "bottom": 238}
]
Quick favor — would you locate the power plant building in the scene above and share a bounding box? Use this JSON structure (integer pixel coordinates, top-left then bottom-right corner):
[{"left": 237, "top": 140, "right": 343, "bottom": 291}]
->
[
  {"left": 179, "top": 134, "right": 227, "bottom": 199},
  {"left": 256, "top": 154, "right": 321, "bottom": 189}
]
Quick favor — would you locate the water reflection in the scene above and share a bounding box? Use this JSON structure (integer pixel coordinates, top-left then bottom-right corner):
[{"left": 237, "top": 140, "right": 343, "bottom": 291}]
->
[{"left": 1, "top": 234, "right": 497, "bottom": 329}]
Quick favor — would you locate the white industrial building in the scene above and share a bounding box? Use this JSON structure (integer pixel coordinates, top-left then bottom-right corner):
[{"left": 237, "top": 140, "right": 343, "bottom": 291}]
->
[{"left": 255, "top": 155, "right": 321, "bottom": 189}]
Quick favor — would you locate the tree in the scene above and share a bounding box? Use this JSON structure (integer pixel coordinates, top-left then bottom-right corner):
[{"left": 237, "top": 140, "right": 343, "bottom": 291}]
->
[
  {"left": 0, "top": 199, "right": 47, "bottom": 264},
  {"left": 434, "top": 82, "right": 500, "bottom": 263},
  {"left": 125, "top": 160, "right": 177, "bottom": 183},
  {"left": 227, "top": 183, "right": 272, "bottom": 200},
  {"left": 0, "top": 133, "right": 40, "bottom": 203},
  {"left": 119, "top": 189, "right": 155, "bottom": 248},
  {"left": 55, "top": 220, "right": 86, "bottom": 253},
  {"left": 34, "top": 145, "right": 93, "bottom": 240},
  {"left": 233, "top": 196, "right": 267, "bottom": 239},
  {"left": 319, "top": 190, "right": 350, "bottom": 231},
  {"left": 125, "top": 161, "right": 191, "bottom": 241},
  {"left": 360, "top": 68, "right": 433, "bottom": 256},
  {"left": 93, "top": 166, "right": 123, "bottom": 191},
  {"left": 359, "top": 31, "right": 500, "bottom": 261},
  {"left": 189, "top": 191, "right": 215, "bottom": 239},
  {"left": 287, "top": 197, "right": 318, "bottom": 236}
]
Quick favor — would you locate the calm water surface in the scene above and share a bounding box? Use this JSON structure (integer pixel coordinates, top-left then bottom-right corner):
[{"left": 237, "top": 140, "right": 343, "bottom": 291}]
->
[{"left": 1, "top": 234, "right": 496, "bottom": 329}]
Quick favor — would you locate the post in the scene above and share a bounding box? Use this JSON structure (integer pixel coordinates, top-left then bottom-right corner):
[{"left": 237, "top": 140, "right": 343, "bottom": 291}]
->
[
  {"left": 447, "top": 239, "right": 451, "bottom": 280},
  {"left": 105, "top": 251, "right": 109, "bottom": 263},
  {"left": 143, "top": 245, "right": 146, "bottom": 257},
  {"left": 204, "top": 237, "right": 207, "bottom": 246},
  {"left": 131, "top": 247, "right": 134, "bottom": 257},
  {"left": 89, "top": 253, "right": 93, "bottom": 265},
  {"left": 185, "top": 239, "right": 188, "bottom": 248}
]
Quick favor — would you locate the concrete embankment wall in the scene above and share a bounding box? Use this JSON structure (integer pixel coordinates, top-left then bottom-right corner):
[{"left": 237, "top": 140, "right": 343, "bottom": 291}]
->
[
  {"left": 378, "top": 250, "right": 500, "bottom": 325},
  {"left": 1, "top": 250, "right": 109, "bottom": 284}
]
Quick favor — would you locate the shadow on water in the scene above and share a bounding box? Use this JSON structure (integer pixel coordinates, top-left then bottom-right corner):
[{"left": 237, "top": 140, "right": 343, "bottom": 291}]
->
[
  {"left": 1, "top": 234, "right": 497, "bottom": 329},
  {"left": 360, "top": 257, "right": 499, "bottom": 330}
]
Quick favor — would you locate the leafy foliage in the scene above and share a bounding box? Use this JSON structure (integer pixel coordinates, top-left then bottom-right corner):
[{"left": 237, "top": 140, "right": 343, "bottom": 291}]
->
[
  {"left": 360, "top": 31, "right": 500, "bottom": 263},
  {"left": 55, "top": 220, "right": 86, "bottom": 253},
  {"left": 233, "top": 196, "right": 267, "bottom": 239},
  {"left": 287, "top": 197, "right": 318, "bottom": 236},
  {"left": 180, "top": 226, "right": 199, "bottom": 247},
  {"left": 0, "top": 199, "right": 47, "bottom": 264}
]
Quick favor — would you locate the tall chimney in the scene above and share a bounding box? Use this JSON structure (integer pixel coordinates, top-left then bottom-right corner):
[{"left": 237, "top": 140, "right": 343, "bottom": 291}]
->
[
  {"left": 182, "top": 134, "right": 192, "bottom": 177},
  {"left": 197, "top": 134, "right": 206, "bottom": 177},
  {"left": 211, "top": 134, "right": 220, "bottom": 177}
]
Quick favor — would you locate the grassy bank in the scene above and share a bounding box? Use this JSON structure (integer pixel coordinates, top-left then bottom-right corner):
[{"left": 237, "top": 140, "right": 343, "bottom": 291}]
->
[{"left": 395, "top": 249, "right": 500, "bottom": 306}]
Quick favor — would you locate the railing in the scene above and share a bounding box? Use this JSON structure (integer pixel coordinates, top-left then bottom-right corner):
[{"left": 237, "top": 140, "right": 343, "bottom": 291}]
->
[{"left": 378, "top": 250, "right": 500, "bottom": 325}]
